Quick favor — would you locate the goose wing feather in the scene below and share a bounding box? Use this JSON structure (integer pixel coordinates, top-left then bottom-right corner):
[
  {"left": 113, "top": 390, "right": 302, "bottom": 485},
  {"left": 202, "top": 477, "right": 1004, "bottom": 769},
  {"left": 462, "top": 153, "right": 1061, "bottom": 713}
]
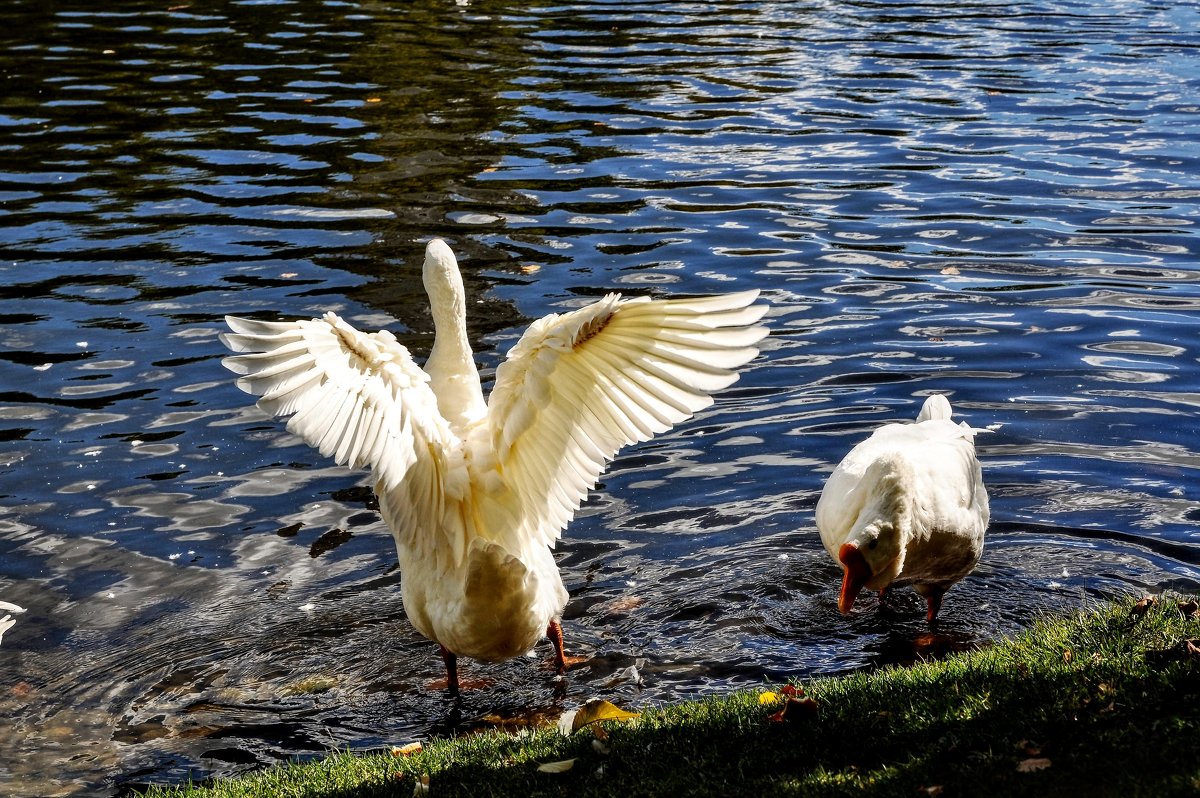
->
[
  {"left": 487, "top": 289, "right": 768, "bottom": 549},
  {"left": 220, "top": 312, "right": 452, "bottom": 498}
]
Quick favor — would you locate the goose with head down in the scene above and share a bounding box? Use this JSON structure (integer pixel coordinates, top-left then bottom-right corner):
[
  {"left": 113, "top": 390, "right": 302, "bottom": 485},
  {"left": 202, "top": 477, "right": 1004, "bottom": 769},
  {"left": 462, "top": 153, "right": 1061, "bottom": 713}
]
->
[
  {"left": 220, "top": 239, "right": 768, "bottom": 693},
  {"left": 816, "top": 394, "right": 989, "bottom": 624}
]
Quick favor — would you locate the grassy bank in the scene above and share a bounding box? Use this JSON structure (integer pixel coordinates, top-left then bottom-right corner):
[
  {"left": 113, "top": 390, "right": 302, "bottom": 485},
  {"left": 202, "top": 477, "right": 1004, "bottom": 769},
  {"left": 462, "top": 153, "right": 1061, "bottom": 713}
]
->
[{"left": 149, "top": 595, "right": 1200, "bottom": 797}]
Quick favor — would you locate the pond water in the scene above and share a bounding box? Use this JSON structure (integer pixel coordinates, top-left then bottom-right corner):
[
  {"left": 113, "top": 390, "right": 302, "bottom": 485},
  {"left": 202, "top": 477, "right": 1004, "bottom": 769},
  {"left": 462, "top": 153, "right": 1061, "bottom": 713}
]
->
[{"left": 2, "top": 0, "right": 1199, "bottom": 794}]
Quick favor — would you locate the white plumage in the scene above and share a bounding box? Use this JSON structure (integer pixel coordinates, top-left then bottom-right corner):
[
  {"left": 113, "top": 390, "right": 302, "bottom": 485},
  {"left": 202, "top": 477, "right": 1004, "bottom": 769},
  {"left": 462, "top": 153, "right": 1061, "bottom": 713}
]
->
[
  {"left": 221, "top": 239, "right": 768, "bottom": 692},
  {"left": 816, "top": 394, "right": 989, "bottom": 623},
  {"left": 0, "top": 600, "right": 24, "bottom": 646}
]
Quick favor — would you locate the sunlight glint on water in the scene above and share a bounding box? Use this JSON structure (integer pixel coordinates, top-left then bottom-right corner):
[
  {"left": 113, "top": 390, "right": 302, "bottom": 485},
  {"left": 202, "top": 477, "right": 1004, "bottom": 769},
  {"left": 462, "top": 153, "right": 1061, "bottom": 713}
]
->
[{"left": 0, "top": 0, "right": 1199, "bottom": 794}]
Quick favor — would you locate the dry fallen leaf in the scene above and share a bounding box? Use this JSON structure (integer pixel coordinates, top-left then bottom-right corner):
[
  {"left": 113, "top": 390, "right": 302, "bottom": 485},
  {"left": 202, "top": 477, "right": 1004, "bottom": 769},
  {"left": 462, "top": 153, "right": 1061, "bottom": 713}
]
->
[
  {"left": 1177, "top": 600, "right": 1199, "bottom": 619},
  {"left": 391, "top": 742, "right": 423, "bottom": 757},
  {"left": 412, "top": 774, "right": 430, "bottom": 795},
  {"left": 537, "top": 758, "right": 577, "bottom": 773},
  {"left": 781, "top": 684, "right": 804, "bottom": 698},
  {"left": 1146, "top": 639, "right": 1200, "bottom": 667},
  {"left": 1062, "top": 649, "right": 1072, "bottom": 664},
  {"left": 1017, "top": 757, "right": 1052, "bottom": 773},
  {"left": 1132, "top": 596, "right": 1158, "bottom": 617},
  {"left": 940, "top": 266, "right": 960, "bottom": 275},
  {"left": 481, "top": 706, "right": 563, "bottom": 730},
  {"left": 602, "top": 595, "right": 644, "bottom": 614},
  {"left": 570, "top": 699, "right": 640, "bottom": 733},
  {"left": 768, "top": 696, "right": 819, "bottom": 724}
]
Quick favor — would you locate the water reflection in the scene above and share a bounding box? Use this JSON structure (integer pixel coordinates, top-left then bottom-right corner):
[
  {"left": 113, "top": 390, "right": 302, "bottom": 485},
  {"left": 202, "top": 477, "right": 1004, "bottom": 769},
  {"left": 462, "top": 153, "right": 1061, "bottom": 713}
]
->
[{"left": 0, "top": 0, "right": 1199, "bottom": 795}]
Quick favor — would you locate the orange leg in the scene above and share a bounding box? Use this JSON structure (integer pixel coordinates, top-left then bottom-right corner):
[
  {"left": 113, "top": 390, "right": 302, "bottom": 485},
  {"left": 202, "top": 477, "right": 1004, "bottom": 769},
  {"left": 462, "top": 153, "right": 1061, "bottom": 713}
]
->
[
  {"left": 547, "top": 619, "right": 567, "bottom": 674},
  {"left": 924, "top": 589, "right": 945, "bottom": 625},
  {"left": 440, "top": 645, "right": 460, "bottom": 696}
]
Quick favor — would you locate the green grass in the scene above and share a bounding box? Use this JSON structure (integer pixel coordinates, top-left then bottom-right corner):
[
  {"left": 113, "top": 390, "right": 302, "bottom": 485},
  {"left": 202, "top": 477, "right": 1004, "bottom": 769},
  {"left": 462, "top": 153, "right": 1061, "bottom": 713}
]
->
[{"left": 147, "top": 595, "right": 1200, "bottom": 797}]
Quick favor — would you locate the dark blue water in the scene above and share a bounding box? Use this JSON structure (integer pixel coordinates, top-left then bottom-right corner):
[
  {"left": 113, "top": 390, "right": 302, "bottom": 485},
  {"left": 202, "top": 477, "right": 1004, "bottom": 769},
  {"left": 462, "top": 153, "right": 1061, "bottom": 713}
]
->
[{"left": 2, "top": 0, "right": 1199, "bottom": 794}]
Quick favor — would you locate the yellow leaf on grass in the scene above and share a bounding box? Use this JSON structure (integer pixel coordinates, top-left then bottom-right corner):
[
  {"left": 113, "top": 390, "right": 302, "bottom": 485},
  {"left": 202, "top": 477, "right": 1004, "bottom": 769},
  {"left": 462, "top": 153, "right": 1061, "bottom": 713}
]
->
[
  {"left": 391, "top": 742, "right": 423, "bottom": 757},
  {"left": 537, "top": 758, "right": 577, "bottom": 773},
  {"left": 571, "top": 699, "right": 640, "bottom": 732},
  {"left": 759, "top": 691, "right": 782, "bottom": 706}
]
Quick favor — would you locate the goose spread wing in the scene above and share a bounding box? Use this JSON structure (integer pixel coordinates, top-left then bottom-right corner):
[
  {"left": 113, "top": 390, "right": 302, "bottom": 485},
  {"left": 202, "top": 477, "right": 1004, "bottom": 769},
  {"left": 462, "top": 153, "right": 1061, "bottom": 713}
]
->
[
  {"left": 486, "top": 290, "right": 768, "bottom": 548},
  {"left": 220, "top": 313, "right": 452, "bottom": 501},
  {"left": 0, "top": 600, "right": 24, "bottom": 646}
]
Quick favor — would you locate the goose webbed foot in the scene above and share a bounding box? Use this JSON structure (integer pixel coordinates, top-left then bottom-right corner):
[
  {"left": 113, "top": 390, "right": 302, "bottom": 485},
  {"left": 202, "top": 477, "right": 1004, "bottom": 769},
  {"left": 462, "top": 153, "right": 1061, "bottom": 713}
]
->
[{"left": 545, "top": 619, "right": 588, "bottom": 674}]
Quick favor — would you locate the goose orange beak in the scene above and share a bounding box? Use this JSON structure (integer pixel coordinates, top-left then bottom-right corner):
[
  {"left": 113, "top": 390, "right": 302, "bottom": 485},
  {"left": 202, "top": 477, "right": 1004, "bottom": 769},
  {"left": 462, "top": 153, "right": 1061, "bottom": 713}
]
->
[{"left": 838, "top": 543, "right": 872, "bottom": 614}]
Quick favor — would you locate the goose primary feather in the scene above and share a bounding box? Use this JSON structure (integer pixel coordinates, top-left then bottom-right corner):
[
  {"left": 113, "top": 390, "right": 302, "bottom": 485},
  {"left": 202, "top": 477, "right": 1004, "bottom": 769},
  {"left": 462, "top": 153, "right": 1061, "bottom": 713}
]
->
[
  {"left": 0, "top": 600, "right": 24, "bottom": 646},
  {"left": 816, "top": 394, "right": 989, "bottom": 623},
  {"left": 220, "top": 239, "right": 768, "bottom": 692}
]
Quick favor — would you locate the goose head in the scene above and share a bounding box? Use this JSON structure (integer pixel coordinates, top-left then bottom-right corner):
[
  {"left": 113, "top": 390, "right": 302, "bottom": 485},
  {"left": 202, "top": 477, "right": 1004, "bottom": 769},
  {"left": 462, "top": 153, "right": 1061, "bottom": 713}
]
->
[
  {"left": 422, "top": 238, "right": 468, "bottom": 326},
  {"left": 837, "top": 521, "right": 903, "bottom": 613},
  {"left": 419, "top": 238, "right": 487, "bottom": 429}
]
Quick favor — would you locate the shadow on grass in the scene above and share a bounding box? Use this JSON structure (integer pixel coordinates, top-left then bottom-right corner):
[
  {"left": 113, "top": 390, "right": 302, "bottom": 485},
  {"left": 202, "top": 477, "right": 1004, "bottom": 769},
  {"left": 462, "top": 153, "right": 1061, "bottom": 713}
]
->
[{"left": 150, "top": 597, "right": 1200, "bottom": 798}]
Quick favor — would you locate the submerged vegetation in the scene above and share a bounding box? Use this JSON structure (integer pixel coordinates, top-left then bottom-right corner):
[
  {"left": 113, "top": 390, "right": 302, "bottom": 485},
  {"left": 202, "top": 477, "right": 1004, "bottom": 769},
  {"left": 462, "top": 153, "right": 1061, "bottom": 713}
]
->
[{"left": 150, "top": 595, "right": 1200, "bottom": 798}]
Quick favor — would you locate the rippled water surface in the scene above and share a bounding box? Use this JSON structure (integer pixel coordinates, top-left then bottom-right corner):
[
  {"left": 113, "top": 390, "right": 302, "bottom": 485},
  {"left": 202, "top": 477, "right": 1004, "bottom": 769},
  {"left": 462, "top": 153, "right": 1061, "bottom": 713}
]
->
[{"left": 2, "top": 0, "right": 1200, "bottom": 794}]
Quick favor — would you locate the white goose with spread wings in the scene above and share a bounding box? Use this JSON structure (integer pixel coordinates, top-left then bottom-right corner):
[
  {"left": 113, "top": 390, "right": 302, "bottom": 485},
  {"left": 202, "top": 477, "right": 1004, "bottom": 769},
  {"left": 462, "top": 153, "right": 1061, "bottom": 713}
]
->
[{"left": 220, "top": 239, "right": 768, "bottom": 692}]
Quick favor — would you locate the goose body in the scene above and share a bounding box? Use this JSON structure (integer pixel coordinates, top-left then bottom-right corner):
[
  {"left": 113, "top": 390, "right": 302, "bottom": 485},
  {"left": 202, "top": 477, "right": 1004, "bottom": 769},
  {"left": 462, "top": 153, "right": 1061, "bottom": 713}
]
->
[
  {"left": 816, "top": 394, "right": 988, "bottom": 622},
  {"left": 220, "top": 239, "right": 768, "bottom": 690}
]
